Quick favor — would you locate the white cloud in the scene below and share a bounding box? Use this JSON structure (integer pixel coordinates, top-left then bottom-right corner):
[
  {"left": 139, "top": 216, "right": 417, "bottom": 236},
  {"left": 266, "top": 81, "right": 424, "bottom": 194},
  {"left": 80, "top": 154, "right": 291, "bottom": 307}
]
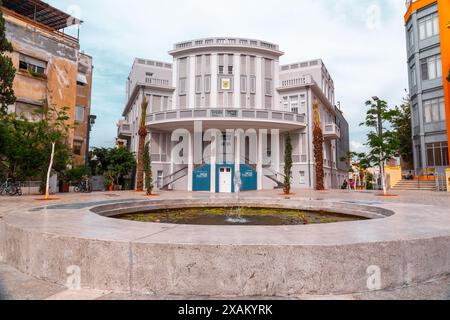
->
[{"left": 48, "top": 0, "right": 409, "bottom": 148}]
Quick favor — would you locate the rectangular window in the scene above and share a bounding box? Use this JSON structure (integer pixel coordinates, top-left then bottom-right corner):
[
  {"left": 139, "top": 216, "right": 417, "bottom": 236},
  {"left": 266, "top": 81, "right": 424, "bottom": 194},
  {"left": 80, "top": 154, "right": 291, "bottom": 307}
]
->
[
  {"left": 418, "top": 13, "right": 439, "bottom": 40},
  {"left": 283, "top": 97, "right": 289, "bottom": 111},
  {"left": 19, "top": 54, "right": 46, "bottom": 75},
  {"left": 218, "top": 54, "right": 224, "bottom": 74},
  {"left": 204, "top": 75, "right": 211, "bottom": 93},
  {"left": 421, "top": 54, "right": 442, "bottom": 80},
  {"left": 408, "top": 28, "right": 414, "bottom": 48},
  {"left": 240, "top": 55, "right": 247, "bottom": 75},
  {"left": 75, "top": 106, "right": 85, "bottom": 122},
  {"left": 73, "top": 140, "right": 83, "bottom": 156},
  {"left": 265, "top": 79, "right": 272, "bottom": 96},
  {"left": 196, "top": 55, "right": 202, "bottom": 75},
  {"left": 411, "top": 65, "right": 417, "bottom": 88},
  {"left": 195, "top": 76, "right": 202, "bottom": 93},
  {"left": 250, "top": 76, "right": 256, "bottom": 93},
  {"left": 240, "top": 76, "right": 247, "bottom": 93},
  {"left": 179, "top": 78, "right": 187, "bottom": 95},
  {"left": 249, "top": 56, "right": 256, "bottom": 75},
  {"left": 14, "top": 102, "right": 42, "bottom": 121},
  {"left": 423, "top": 97, "right": 446, "bottom": 123},
  {"left": 290, "top": 96, "right": 298, "bottom": 113},
  {"left": 427, "top": 142, "right": 449, "bottom": 167},
  {"left": 204, "top": 55, "right": 211, "bottom": 74}
]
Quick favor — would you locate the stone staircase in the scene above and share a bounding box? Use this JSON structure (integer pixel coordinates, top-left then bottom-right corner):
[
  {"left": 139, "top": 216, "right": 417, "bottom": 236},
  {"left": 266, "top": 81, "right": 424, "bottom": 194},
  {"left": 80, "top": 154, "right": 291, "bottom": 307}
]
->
[{"left": 392, "top": 179, "right": 436, "bottom": 191}]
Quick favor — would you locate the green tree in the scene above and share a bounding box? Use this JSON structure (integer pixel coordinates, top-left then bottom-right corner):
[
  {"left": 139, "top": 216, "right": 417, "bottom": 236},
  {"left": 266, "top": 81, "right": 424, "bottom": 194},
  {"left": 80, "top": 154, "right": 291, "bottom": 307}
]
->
[
  {"left": 91, "top": 147, "right": 136, "bottom": 187},
  {"left": 283, "top": 133, "right": 293, "bottom": 195},
  {"left": 391, "top": 96, "right": 413, "bottom": 170},
  {"left": 0, "top": 102, "right": 70, "bottom": 182},
  {"left": 0, "top": 0, "right": 16, "bottom": 116},
  {"left": 143, "top": 141, "right": 153, "bottom": 195},
  {"left": 360, "top": 97, "right": 400, "bottom": 194}
]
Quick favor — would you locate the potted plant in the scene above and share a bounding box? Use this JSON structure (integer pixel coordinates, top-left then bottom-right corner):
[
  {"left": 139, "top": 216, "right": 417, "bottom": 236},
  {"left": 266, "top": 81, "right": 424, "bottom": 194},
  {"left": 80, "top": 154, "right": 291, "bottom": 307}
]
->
[{"left": 104, "top": 171, "right": 114, "bottom": 191}]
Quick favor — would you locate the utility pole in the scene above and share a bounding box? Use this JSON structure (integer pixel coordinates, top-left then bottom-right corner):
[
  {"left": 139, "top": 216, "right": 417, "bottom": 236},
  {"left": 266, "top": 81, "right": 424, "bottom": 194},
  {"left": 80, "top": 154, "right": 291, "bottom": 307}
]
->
[{"left": 85, "top": 115, "right": 97, "bottom": 176}]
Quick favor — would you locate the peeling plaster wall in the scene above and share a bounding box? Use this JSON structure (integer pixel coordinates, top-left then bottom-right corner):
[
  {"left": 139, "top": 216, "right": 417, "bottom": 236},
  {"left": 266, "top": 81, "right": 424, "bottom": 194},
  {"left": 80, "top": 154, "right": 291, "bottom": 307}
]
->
[{"left": 4, "top": 11, "right": 92, "bottom": 159}]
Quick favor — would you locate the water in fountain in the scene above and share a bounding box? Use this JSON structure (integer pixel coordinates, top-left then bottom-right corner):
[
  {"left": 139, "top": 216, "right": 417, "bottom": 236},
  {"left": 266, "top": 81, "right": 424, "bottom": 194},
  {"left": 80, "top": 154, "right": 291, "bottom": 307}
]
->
[{"left": 226, "top": 171, "right": 248, "bottom": 224}]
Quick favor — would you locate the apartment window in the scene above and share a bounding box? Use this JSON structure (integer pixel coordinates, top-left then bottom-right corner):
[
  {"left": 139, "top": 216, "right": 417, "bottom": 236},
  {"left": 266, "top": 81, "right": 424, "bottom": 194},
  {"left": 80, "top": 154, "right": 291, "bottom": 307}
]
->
[
  {"left": 265, "top": 79, "right": 272, "bottom": 96},
  {"left": 283, "top": 97, "right": 289, "bottom": 111},
  {"left": 14, "top": 102, "right": 42, "bottom": 121},
  {"left": 240, "top": 55, "right": 247, "bottom": 75},
  {"left": 299, "top": 94, "right": 306, "bottom": 114},
  {"left": 240, "top": 76, "right": 247, "bottom": 93},
  {"left": 204, "top": 75, "right": 211, "bottom": 93},
  {"left": 408, "top": 28, "right": 414, "bottom": 48},
  {"left": 421, "top": 54, "right": 442, "bottom": 80},
  {"left": 418, "top": 13, "right": 439, "bottom": 40},
  {"left": 424, "top": 98, "right": 445, "bottom": 123},
  {"left": 290, "top": 96, "right": 298, "bottom": 113},
  {"left": 427, "top": 142, "right": 448, "bottom": 167},
  {"left": 73, "top": 140, "right": 83, "bottom": 156},
  {"left": 413, "top": 104, "right": 419, "bottom": 128},
  {"left": 196, "top": 55, "right": 202, "bottom": 75},
  {"left": 75, "top": 106, "right": 85, "bottom": 122},
  {"left": 19, "top": 54, "right": 46, "bottom": 75},
  {"left": 77, "top": 73, "right": 88, "bottom": 86},
  {"left": 179, "top": 78, "right": 187, "bottom": 95},
  {"left": 218, "top": 54, "right": 224, "bottom": 74},
  {"left": 195, "top": 76, "right": 202, "bottom": 93},
  {"left": 250, "top": 76, "right": 256, "bottom": 93},
  {"left": 410, "top": 65, "right": 417, "bottom": 88},
  {"left": 228, "top": 66, "right": 233, "bottom": 75}
]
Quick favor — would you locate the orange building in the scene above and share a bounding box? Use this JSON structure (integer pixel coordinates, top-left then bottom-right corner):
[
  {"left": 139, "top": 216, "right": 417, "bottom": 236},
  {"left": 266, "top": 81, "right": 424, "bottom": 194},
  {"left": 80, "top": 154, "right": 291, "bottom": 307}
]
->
[
  {"left": 405, "top": 0, "right": 450, "bottom": 175},
  {"left": 1, "top": 0, "right": 93, "bottom": 165}
]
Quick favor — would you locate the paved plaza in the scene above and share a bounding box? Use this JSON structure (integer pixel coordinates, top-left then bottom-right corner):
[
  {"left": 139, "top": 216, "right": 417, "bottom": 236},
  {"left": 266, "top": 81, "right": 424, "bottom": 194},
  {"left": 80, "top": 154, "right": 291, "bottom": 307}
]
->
[{"left": 1, "top": 189, "right": 450, "bottom": 300}]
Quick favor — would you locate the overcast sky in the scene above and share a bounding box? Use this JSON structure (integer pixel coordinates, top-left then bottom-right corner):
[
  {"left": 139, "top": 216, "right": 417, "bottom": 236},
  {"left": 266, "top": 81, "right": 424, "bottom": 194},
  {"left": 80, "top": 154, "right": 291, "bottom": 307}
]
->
[{"left": 47, "top": 0, "right": 409, "bottom": 152}]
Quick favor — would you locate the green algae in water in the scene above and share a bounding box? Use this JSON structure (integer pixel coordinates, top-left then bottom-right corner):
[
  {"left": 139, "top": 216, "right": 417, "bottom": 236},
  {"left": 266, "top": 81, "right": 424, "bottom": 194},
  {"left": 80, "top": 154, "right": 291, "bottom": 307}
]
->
[{"left": 115, "top": 207, "right": 366, "bottom": 226}]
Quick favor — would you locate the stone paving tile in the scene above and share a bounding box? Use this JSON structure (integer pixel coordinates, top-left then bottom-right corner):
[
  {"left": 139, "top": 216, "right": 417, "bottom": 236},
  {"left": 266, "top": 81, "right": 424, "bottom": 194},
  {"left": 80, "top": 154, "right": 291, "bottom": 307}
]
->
[{"left": 0, "top": 263, "right": 64, "bottom": 300}]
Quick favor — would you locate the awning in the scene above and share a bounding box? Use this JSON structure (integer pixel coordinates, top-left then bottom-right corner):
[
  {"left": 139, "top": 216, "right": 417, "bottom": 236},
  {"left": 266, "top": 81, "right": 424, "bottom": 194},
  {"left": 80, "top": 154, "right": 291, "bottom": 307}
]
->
[{"left": 77, "top": 73, "right": 88, "bottom": 85}]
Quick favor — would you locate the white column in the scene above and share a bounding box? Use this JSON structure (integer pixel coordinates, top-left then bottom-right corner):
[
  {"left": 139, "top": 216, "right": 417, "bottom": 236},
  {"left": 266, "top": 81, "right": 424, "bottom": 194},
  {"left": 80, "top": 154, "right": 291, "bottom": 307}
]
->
[
  {"left": 235, "top": 130, "right": 241, "bottom": 173},
  {"left": 187, "top": 131, "right": 193, "bottom": 191},
  {"left": 211, "top": 54, "right": 218, "bottom": 108},
  {"left": 210, "top": 135, "right": 217, "bottom": 193},
  {"left": 171, "top": 58, "right": 178, "bottom": 110},
  {"left": 255, "top": 56, "right": 262, "bottom": 110},
  {"left": 271, "top": 129, "right": 280, "bottom": 173},
  {"left": 189, "top": 55, "right": 196, "bottom": 109},
  {"left": 273, "top": 59, "right": 280, "bottom": 111},
  {"left": 234, "top": 54, "right": 240, "bottom": 109},
  {"left": 257, "top": 130, "right": 263, "bottom": 190}
]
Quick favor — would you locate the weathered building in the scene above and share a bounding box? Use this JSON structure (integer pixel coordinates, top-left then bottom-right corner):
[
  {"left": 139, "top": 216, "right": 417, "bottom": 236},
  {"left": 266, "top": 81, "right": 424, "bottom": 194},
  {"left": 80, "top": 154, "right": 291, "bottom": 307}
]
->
[{"left": 2, "top": 0, "right": 93, "bottom": 165}]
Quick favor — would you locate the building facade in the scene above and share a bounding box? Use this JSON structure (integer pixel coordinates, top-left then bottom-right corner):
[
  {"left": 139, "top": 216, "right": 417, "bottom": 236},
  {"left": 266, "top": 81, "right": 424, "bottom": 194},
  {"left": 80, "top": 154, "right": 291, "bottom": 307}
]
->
[
  {"left": 2, "top": 0, "right": 93, "bottom": 165},
  {"left": 405, "top": 0, "right": 450, "bottom": 175},
  {"left": 118, "top": 38, "right": 349, "bottom": 193}
]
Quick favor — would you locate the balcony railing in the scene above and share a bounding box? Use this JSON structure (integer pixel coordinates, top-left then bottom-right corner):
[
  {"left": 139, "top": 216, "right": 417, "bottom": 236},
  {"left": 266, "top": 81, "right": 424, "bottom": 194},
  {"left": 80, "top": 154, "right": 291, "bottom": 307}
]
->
[
  {"left": 146, "top": 108, "right": 306, "bottom": 126},
  {"left": 117, "top": 122, "right": 131, "bottom": 138},
  {"left": 279, "top": 75, "right": 314, "bottom": 89},
  {"left": 145, "top": 77, "right": 170, "bottom": 87},
  {"left": 323, "top": 123, "right": 341, "bottom": 140},
  {"left": 173, "top": 37, "right": 280, "bottom": 52}
]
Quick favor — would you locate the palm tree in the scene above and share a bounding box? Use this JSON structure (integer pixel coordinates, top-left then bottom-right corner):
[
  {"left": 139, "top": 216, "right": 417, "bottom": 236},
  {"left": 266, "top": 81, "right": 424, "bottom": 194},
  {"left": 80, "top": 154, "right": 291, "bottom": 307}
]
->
[
  {"left": 135, "top": 96, "right": 148, "bottom": 191},
  {"left": 283, "top": 133, "right": 293, "bottom": 195},
  {"left": 313, "top": 99, "right": 324, "bottom": 190}
]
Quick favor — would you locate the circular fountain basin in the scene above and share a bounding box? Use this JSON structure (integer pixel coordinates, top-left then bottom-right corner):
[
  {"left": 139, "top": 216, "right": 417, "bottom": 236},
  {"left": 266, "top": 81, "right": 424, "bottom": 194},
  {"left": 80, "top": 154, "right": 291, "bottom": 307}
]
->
[
  {"left": 2, "top": 195, "right": 450, "bottom": 298},
  {"left": 114, "top": 207, "right": 367, "bottom": 226}
]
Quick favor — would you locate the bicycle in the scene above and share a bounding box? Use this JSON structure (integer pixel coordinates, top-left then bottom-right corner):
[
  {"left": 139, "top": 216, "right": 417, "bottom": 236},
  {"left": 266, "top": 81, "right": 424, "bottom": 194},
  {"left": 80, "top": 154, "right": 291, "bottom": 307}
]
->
[
  {"left": 0, "top": 179, "right": 22, "bottom": 196},
  {"left": 74, "top": 176, "right": 92, "bottom": 193}
]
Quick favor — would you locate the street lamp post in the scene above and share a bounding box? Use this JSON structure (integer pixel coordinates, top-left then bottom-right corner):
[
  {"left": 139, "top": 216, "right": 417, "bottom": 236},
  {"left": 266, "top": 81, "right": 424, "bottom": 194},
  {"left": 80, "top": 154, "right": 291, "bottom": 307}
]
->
[
  {"left": 85, "top": 115, "right": 97, "bottom": 176},
  {"left": 372, "top": 96, "right": 387, "bottom": 195}
]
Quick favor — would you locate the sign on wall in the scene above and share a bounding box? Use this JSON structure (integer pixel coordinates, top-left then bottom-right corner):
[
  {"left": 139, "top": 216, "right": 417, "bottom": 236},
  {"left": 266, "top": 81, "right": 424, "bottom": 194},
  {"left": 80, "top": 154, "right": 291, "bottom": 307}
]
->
[{"left": 221, "top": 78, "right": 231, "bottom": 90}]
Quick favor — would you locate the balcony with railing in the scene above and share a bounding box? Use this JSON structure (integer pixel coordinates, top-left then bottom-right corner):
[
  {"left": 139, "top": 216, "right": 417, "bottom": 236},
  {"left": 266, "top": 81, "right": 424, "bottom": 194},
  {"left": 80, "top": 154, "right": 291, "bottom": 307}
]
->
[
  {"left": 323, "top": 123, "right": 341, "bottom": 140},
  {"left": 278, "top": 75, "right": 314, "bottom": 90},
  {"left": 117, "top": 121, "right": 132, "bottom": 139},
  {"left": 170, "top": 37, "right": 282, "bottom": 55},
  {"left": 146, "top": 108, "right": 306, "bottom": 129}
]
